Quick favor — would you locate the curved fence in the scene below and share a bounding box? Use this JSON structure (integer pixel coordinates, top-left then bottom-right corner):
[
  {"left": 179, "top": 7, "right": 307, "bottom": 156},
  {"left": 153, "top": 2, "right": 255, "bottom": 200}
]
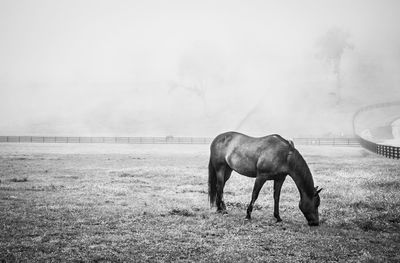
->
[{"left": 353, "top": 101, "right": 400, "bottom": 159}]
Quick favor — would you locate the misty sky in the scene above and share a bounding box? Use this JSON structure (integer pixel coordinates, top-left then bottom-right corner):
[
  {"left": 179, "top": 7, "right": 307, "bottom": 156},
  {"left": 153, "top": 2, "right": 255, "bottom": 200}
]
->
[{"left": 1, "top": 0, "right": 400, "bottom": 136}]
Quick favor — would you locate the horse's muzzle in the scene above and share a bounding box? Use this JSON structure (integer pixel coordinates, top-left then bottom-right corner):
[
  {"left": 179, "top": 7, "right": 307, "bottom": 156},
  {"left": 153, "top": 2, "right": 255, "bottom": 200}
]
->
[{"left": 308, "top": 221, "right": 319, "bottom": 226}]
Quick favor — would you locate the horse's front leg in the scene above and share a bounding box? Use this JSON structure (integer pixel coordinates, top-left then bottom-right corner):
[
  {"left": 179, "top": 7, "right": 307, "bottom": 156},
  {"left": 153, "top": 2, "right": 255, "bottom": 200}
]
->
[
  {"left": 273, "top": 176, "right": 286, "bottom": 222},
  {"left": 246, "top": 175, "right": 267, "bottom": 220}
]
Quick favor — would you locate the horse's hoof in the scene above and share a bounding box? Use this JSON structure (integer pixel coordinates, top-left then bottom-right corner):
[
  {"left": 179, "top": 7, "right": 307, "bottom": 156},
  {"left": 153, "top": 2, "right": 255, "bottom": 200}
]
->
[
  {"left": 276, "top": 218, "right": 282, "bottom": 223},
  {"left": 245, "top": 216, "right": 251, "bottom": 221},
  {"left": 217, "top": 210, "right": 228, "bottom": 214}
]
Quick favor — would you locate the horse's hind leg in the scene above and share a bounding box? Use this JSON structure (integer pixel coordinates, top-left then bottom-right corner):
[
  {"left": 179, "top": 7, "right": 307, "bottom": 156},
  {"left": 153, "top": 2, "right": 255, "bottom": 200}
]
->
[
  {"left": 216, "top": 165, "right": 232, "bottom": 213},
  {"left": 246, "top": 175, "right": 267, "bottom": 220},
  {"left": 222, "top": 167, "right": 232, "bottom": 210},
  {"left": 273, "top": 175, "right": 286, "bottom": 222}
]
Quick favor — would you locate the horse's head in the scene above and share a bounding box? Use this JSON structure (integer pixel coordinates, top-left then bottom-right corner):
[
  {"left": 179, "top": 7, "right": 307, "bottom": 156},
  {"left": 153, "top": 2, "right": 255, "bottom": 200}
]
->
[{"left": 299, "top": 186, "right": 322, "bottom": 226}]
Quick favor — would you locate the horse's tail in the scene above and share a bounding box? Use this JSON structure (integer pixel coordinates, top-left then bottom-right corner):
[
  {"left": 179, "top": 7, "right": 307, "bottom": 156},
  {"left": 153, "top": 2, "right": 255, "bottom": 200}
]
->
[{"left": 208, "top": 158, "right": 217, "bottom": 207}]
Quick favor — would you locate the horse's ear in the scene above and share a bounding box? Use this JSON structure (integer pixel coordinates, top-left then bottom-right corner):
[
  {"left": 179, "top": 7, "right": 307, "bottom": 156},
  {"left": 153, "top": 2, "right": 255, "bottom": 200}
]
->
[{"left": 316, "top": 188, "right": 323, "bottom": 195}]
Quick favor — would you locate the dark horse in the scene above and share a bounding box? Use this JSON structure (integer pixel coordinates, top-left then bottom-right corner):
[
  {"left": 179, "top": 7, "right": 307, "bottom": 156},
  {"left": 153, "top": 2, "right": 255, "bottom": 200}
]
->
[{"left": 208, "top": 132, "right": 322, "bottom": 226}]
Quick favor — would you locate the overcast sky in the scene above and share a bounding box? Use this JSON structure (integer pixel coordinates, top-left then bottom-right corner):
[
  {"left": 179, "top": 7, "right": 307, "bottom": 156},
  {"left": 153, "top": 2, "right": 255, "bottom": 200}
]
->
[{"left": 1, "top": 0, "right": 399, "bottom": 136}]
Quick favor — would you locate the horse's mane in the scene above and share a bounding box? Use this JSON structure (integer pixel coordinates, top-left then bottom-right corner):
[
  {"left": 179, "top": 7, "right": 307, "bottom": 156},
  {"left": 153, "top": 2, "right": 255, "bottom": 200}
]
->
[
  {"left": 268, "top": 134, "right": 315, "bottom": 197},
  {"left": 289, "top": 148, "right": 315, "bottom": 198}
]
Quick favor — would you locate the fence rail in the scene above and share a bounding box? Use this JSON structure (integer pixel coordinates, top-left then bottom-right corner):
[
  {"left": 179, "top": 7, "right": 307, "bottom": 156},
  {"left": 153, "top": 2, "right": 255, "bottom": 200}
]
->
[
  {"left": 353, "top": 101, "right": 400, "bottom": 159},
  {"left": 0, "top": 136, "right": 213, "bottom": 144},
  {"left": 0, "top": 136, "right": 360, "bottom": 146},
  {"left": 293, "top": 137, "right": 359, "bottom": 146}
]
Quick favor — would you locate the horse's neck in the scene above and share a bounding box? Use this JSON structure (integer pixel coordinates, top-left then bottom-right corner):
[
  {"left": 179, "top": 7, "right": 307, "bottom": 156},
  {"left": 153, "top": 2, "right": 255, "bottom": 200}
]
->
[{"left": 289, "top": 151, "right": 315, "bottom": 199}]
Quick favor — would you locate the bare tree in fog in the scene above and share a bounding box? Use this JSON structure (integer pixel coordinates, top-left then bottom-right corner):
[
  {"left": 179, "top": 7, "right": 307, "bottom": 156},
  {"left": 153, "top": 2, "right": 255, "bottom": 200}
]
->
[
  {"left": 316, "top": 27, "right": 353, "bottom": 104},
  {"left": 235, "top": 94, "right": 267, "bottom": 130},
  {"left": 169, "top": 45, "right": 226, "bottom": 114}
]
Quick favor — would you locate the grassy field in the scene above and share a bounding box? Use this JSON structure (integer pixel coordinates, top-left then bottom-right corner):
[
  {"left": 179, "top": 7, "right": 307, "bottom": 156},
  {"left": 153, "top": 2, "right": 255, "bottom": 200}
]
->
[{"left": 0, "top": 143, "right": 399, "bottom": 262}]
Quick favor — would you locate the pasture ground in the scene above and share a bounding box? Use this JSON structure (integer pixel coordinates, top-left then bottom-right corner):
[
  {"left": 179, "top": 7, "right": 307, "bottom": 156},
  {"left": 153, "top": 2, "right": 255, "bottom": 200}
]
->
[{"left": 0, "top": 143, "right": 399, "bottom": 262}]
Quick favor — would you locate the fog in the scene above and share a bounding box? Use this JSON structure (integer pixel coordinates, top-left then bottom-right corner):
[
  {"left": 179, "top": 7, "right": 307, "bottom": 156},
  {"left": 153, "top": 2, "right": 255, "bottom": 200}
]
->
[{"left": 1, "top": 0, "right": 400, "bottom": 137}]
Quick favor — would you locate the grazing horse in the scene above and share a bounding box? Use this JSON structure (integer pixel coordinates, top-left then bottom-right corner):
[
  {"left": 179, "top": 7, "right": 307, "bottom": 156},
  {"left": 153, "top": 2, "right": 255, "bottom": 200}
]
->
[{"left": 208, "top": 132, "right": 322, "bottom": 226}]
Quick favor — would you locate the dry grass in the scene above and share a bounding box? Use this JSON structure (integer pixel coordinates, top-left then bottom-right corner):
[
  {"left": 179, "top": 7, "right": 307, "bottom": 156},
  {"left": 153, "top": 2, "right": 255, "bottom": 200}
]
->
[{"left": 0, "top": 143, "right": 399, "bottom": 262}]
